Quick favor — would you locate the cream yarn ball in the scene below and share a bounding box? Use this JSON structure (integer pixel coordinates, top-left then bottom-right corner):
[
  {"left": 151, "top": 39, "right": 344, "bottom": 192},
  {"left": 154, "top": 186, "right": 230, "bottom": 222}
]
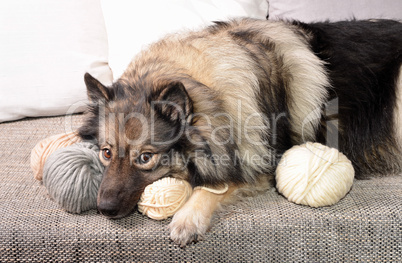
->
[
  {"left": 276, "top": 142, "right": 354, "bottom": 207},
  {"left": 138, "top": 177, "right": 192, "bottom": 220}
]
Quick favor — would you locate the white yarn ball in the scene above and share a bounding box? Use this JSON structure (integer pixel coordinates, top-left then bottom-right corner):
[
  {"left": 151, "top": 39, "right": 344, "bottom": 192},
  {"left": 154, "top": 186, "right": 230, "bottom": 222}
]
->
[
  {"left": 276, "top": 142, "right": 354, "bottom": 207},
  {"left": 138, "top": 177, "right": 192, "bottom": 220}
]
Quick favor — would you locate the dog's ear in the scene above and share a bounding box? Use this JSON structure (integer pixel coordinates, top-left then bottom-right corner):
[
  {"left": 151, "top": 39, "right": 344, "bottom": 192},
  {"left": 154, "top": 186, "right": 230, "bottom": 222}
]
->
[
  {"left": 84, "top": 73, "right": 112, "bottom": 102},
  {"left": 153, "top": 82, "right": 193, "bottom": 123}
]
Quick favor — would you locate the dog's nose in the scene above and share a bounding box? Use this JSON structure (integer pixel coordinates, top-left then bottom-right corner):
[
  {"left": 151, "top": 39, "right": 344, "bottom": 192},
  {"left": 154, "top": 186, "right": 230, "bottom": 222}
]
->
[{"left": 97, "top": 201, "right": 120, "bottom": 218}]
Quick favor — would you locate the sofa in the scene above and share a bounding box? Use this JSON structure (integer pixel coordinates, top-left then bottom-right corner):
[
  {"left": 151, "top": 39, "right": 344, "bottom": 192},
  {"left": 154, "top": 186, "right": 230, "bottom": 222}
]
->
[{"left": 1, "top": 1, "right": 401, "bottom": 262}]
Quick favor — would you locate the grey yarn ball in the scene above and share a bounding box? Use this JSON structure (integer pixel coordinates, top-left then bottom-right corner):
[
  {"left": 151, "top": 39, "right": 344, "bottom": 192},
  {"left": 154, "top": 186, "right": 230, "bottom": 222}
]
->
[{"left": 43, "top": 142, "right": 104, "bottom": 214}]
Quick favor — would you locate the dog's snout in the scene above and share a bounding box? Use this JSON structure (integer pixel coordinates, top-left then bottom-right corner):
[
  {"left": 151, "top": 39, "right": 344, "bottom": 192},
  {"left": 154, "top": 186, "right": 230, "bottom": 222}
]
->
[
  {"left": 97, "top": 200, "right": 121, "bottom": 218},
  {"left": 97, "top": 175, "right": 143, "bottom": 219}
]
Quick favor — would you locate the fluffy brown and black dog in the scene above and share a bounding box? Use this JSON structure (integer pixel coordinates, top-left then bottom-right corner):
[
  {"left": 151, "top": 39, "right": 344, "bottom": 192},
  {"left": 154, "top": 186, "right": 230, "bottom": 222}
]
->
[{"left": 79, "top": 18, "right": 402, "bottom": 247}]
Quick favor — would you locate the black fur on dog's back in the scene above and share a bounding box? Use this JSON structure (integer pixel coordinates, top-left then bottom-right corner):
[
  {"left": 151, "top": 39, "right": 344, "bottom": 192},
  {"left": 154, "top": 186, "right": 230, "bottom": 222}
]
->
[{"left": 295, "top": 20, "right": 402, "bottom": 176}]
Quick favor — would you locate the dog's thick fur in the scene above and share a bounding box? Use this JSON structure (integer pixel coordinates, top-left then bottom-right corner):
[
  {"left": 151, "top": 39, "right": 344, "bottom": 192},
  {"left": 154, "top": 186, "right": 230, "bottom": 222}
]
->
[{"left": 79, "top": 18, "right": 402, "bottom": 247}]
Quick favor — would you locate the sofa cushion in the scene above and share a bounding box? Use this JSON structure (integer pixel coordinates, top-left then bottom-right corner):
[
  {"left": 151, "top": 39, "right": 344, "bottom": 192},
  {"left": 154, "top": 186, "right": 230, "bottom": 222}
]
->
[
  {"left": 0, "top": 0, "right": 113, "bottom": 123},
  {"left": 268, "top": 0, "right": 402, "bottom": 22},
  {"left": 100, "top": 0, "right": 269, "bottom": 80}
]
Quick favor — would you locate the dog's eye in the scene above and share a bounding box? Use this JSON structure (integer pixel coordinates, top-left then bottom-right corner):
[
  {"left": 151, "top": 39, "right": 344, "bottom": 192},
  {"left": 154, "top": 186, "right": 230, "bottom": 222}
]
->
[
  {"left": 139, "top": 152, "right": 153, "bottom": 164},
  {"left": 102, "top": 148, "right": 112, "bottom": 160}
]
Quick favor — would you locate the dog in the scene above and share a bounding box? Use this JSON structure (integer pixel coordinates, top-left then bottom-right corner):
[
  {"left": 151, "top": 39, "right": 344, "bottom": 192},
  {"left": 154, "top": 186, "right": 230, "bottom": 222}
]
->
[{"left": 79, "top": 18, "right": 402, "bottom": 247}]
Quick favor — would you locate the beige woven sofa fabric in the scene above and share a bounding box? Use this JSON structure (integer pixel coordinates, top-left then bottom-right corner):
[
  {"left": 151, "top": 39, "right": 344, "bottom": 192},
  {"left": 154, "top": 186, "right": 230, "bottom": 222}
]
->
[{"left": 0, "top": 115, "right": 401, "bottom": 262}]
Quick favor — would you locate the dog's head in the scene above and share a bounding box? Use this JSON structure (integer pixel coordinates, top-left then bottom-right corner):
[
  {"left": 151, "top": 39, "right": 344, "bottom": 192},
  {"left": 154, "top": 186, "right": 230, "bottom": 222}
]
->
[{"left": 79, "top": 73, "right": 197, "bottom": 218}]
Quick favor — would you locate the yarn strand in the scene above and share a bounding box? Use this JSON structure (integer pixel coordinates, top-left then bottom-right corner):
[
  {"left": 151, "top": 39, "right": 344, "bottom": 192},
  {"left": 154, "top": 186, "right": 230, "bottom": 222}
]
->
[{"left": 194, "top": 184, "right": 229, "bottom": 195}]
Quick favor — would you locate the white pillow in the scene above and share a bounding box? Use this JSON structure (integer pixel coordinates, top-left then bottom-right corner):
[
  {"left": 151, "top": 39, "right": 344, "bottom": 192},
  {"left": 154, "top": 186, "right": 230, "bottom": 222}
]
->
[
  {"left": 101, "top": 0, "right": 269, "bottom": 80},
  {"left": 0, "top": 0, "right": 113, "bottom": 123},
  {"left": 268, "top": 0, "right": 402, "bottom": 23}
]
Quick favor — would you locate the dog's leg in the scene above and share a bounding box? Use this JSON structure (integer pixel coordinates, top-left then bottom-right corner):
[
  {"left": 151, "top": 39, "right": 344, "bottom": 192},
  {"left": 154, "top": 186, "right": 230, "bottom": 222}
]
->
[{"left": 169, "top": 184, "right": 237, "bottom": 247}]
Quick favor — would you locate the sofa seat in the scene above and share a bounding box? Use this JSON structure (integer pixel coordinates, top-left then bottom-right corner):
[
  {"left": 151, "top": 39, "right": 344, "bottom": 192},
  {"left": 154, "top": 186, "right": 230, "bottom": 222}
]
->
[{"left": 0, "top": 115, "right": 400, "bottom": 262}]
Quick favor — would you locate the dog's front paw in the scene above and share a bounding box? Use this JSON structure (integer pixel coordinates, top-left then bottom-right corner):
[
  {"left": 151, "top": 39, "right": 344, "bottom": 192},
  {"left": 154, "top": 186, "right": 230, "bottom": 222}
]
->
[{"left": 169, "top": 208, "right": 210, "bottom": 247}]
